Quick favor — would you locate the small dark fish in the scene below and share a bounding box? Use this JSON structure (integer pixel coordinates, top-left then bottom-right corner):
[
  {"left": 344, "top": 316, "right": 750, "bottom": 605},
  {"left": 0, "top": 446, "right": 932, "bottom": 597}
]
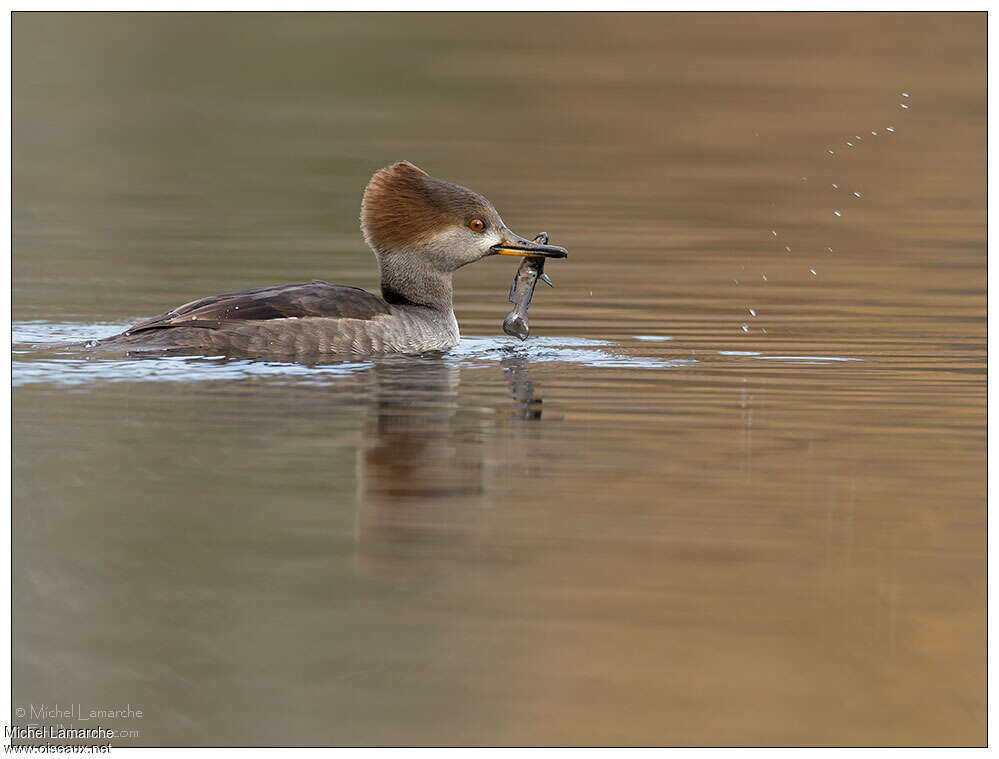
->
[{"left": 503, "top": 232, "right": 555, "bottom": 341}]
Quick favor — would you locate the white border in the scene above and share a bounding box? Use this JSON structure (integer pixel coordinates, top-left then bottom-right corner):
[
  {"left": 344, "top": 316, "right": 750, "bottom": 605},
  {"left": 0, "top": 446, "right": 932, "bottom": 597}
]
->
[{"left": 5, "top": 8, "right": 992, "bottom": 755}]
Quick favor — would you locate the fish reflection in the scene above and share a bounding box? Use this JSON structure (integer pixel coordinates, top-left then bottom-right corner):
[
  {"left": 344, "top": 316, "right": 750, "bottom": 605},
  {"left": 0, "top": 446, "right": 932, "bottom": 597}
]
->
[
  {"left": 501, "top": 355, "right": 543, "bottom": 421},
  {"left": 355, "top": 356, "right": 545, "bottom": 539}
]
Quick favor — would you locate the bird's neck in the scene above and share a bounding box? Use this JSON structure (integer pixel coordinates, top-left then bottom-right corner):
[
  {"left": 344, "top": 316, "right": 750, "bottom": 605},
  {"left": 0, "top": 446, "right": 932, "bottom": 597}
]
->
[{"left": 376, "top": 250, "right": 454, "bottom": 312}]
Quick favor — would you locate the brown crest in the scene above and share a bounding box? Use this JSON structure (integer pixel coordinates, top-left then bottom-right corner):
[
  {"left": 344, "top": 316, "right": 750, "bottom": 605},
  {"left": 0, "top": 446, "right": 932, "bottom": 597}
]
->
[{"left": 361, "top": 161, "right": 495, "bottom": 252}]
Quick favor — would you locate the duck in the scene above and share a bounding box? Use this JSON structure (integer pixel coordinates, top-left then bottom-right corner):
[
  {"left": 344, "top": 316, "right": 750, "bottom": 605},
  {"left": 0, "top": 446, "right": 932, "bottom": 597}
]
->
[{"left": 85, "top": 161, "right": 567, "bottom": 356}]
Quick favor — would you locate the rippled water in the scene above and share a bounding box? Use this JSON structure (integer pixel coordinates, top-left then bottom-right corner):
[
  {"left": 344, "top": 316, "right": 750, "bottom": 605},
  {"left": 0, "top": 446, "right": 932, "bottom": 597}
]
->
[{"left": 13, "top": 13, "right": 985, "bottom": 746}]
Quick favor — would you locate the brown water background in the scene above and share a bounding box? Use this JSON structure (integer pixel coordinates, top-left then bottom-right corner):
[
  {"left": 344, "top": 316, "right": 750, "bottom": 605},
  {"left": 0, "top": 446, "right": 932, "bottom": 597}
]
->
[{"left": 12, "top": 13, "right": 986, "bottom": 746}]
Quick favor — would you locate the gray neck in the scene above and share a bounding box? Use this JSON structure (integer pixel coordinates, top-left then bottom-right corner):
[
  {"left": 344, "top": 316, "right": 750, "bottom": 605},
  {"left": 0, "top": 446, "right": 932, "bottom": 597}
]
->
[{"left": 376, "top": 249, "right": 454, "bottom": 312}]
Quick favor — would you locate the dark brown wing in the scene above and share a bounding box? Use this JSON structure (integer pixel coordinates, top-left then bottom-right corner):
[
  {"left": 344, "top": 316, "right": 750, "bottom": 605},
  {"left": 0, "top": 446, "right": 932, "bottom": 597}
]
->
[{"left": 127, "top": 281, "right": 392, "bottom": 333}]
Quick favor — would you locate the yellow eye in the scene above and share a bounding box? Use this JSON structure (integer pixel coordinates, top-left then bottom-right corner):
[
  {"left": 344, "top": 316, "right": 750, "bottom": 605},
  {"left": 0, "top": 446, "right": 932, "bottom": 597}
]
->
[{"left": 469, "top": 219, "right": 485, "bottom": 232}]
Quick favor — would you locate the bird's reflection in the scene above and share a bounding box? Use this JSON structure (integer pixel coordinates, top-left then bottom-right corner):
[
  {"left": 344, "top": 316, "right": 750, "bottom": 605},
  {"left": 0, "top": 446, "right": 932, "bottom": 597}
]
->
[{"left": 354, "top": 354, "right": 544, "bottom": 540}]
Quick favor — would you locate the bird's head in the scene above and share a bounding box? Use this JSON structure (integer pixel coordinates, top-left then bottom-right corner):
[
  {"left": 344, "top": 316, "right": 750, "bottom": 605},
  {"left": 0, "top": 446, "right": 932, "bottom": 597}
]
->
[{"left": 361, "top": 161, "right": 567, "bottom": 275}]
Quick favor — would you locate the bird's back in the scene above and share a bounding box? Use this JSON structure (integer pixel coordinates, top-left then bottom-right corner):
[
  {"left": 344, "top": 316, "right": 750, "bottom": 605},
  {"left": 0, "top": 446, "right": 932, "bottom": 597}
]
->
[{"left": 89, "top": 281, "right": 459, "bottom": 357}]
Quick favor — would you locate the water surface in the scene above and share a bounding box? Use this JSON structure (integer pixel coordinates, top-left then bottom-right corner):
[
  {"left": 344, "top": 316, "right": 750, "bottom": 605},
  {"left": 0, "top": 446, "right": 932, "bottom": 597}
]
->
[{"left": 12, "top": 12, "right": 985, "bottom": 746}]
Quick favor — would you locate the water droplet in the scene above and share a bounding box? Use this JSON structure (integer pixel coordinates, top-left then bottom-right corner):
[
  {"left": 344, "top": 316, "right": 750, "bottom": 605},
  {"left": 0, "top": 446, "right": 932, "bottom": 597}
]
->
[
  {"left": 809, "top": 268, "right": 817, "bottom": 276},
  {"left": 741, "top": 324, "right": 749, "bottom": 333},
  {"left": 801, "top": 176, "right": 808, "bottom": 182},
  {"left": 853, "top": 191, "right": 862, "bottom": 198},
  {"left": 901, "top": 92, "right": 910, "bottom": 97},
  {"left": 827, "top": 150, "right": 835, "bottom": 155},
  {"left": 833, "top": 210, "right": 842, "bottom": 217},
  {"left": 771, "top": 230, "right": 778, "bottom": 236},
  {"left": 733, "top": 279, "right": 740, "bottom": 285},
  {"left": 871, "top": 131, "right": 878, "bottom": 135},
  {"left": 234, "top": 305, "right": 239, "bottom": 310},
  {"left": 831, "top": 183, "right": 839, "bottom": 189},
  {"left": 785, "top": 246, "right": 791, "bottom": 253},
  {"left": 886, "top": 126, "right": 895, "bottom": 132},
  {"left": 124, "top": 331, "right": 131, "bottom": 336},
  {"left": 84, "top": 340, "right": 97, "bottom": 348},
  {"left": 589, "top": 291, "right": 593, "bottom": 296},
  {"left": 761, "top": 328, "right": 768, "bottom": 334},
  {"left": 827, "top": 247, "right": 833, "bottom": 253},
  {"left": 855, "top": 135, "right": 862, "bottom": 140},
  {"left": 749, "top": 308, "right": 757, "bottom": 316},
  {"left": 846, "top": 141, "right": 854, "bottom": 147},
  {"left": 900, "top": 103, "right": 909, "bottom": 109},
  {"left": 762, "top": 273, "right": 768, "bottom": 281}
]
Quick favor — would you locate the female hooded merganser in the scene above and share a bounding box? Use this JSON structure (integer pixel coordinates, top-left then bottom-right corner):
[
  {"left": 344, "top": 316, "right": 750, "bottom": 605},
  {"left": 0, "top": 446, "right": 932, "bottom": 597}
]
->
[{"left": 86, "top": 161, "right": 567, "bottom": 356}]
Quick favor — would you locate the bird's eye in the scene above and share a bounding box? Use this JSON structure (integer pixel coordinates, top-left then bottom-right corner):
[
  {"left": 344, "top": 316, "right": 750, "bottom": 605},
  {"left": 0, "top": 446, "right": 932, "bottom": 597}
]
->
[{"left": 469, "top": 219, "right": 485, "bottom": 233}]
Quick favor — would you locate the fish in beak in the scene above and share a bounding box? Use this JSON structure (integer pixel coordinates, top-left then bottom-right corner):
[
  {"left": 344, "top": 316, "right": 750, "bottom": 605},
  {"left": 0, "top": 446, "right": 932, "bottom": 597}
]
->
[
  {"left": 502, "top": 231, "right": 562, "bottom": 341},
  {"left": 491, "top": 228, "right": 568, "bottom": 259}
]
